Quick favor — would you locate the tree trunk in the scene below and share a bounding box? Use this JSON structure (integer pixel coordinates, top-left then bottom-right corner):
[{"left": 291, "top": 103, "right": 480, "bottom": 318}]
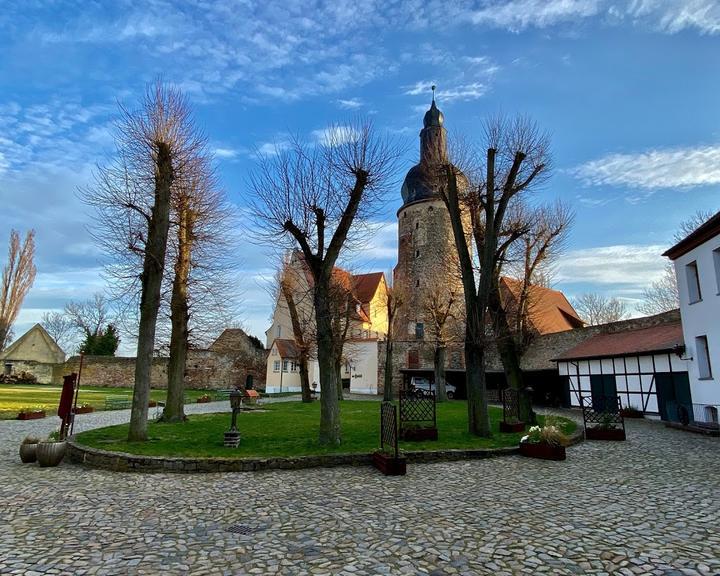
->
[
  {"left": 383, "top": 337, "right": 394, "bottom": 401},
  {"left": 314, "top": 282, "right": 341, "bottom": 445},
  {"left": 488, "top": 282, "right": 534, "bottom": 424},
  {"left": 281, "top": 279, "right": 312, "bottom": 403},
  {"left": 464, "top": 301, "right": 491, "bottom": 437},
  {"left": 163, "top": 200, "right": 192, "bottom": 423},
  {"left": 299, "top": 353, "right": 312, "bottom": 403},
  {"left": 129, "top": 142, "right": 173, "bottom": 442},
  {"left": 336, "top": 360, "right": 344, "bottom": 400},
  {"left": 434, "top": 344, "right": 448, "bottom": 402}
]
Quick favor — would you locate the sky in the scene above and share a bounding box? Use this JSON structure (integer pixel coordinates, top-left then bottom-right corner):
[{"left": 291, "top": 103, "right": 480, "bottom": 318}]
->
[{"left": 1, "top": 0, "right": 719, "bottom": 354}]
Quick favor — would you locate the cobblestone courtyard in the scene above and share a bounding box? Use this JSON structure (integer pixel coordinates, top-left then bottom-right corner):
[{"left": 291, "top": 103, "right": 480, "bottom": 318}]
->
[{"left": 1, "top": 401, "right": 719, "bottom": 575}]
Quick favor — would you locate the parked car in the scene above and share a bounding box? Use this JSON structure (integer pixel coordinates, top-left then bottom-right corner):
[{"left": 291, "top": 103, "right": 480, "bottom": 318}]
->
[{"left": 410, "top": 377, "right": 457, "bottom": 399}]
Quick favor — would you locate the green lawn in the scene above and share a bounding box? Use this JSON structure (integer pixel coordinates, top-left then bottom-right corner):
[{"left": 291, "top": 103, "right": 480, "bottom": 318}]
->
[
  {"left": 0, "top": 384, "right": 210, "bottom": 419},
  {"left": 75, "top": 400, "right": 576, "bottom": 458}
]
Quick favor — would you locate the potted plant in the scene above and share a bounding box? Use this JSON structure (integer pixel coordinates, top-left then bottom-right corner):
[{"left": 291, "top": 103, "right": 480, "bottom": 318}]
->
[
  {"left": 620, "top": 405, "right": 644, "bottom": 419},
  {"left": 36, "top": 430, "right": 67, "bottom": 467},
  {"left": 196, "top": 394, "right": 212, "bottom": 404},
  {"left": 17, "top": 407, "right": 46, "bottom": 420},
  {"left": 148, "top": 399, "right": 158, "bottom": 408},
  {"left": 19, "top": 436, "right": 40, "bottom": 463},
  {"left": 519, "top": 418, "right": 567, "bottom": 461},
  {"left": 372, "top": 450, "right": 407, "bottom": 476},
  {"left": 586, "top": 412, "right": 626, "bottom": 441},
  {"left": 74, "top": 403, "right": 94, "bottom": 414}
]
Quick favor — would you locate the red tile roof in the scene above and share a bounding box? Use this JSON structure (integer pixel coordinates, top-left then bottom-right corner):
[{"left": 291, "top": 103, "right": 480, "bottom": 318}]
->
[
  {"left": 555, "top": 322, "right": 684, "bottom": 361},
  {"left": 352, "top": 272, "right": 384, "bottom": 304},
  {"left": 273, "top": 339, "right": 300, "bottom": 359},
  {"left": 499, "top": 277, "right": 584, "bottom": 335}
]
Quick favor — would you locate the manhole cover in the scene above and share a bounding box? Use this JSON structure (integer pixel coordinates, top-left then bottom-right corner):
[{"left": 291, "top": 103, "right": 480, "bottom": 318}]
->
[{"left": 227, "top": 524, "right": 258, "bottom": 535}]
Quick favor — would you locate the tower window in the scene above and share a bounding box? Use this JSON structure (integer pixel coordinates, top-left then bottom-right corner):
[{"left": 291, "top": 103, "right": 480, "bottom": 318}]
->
[
  {"left": 415, "top": 323, "right": 425, "bottom": 339},
  {"left": 415, "top": 250, "right": 420, "bottom": 258},
  {"left": 415, "top": 222, "right": 419, "bottom": 229},
  {"left": 416, "top": 279, "right": 420, "bottom": 287}
]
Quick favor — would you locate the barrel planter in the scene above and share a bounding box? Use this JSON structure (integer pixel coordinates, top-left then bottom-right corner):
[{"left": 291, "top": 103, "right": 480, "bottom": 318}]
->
[
  {"left": 19, "top": 442, "right": 38, "bottom": 463},
  {"left": 519, "top": 441, "right": 566, "bottom": 461},
  {"left": 17, "top": 410, "right": 46, "bottom": 420},
  {"left": 36, "top": 442, "right": 67, "bottom": 467}
]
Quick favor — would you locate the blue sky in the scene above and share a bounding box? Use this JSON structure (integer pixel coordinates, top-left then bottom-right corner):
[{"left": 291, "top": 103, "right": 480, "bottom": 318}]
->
[{"left": 1, "top": 0, "right": 719, "bottom": 353}]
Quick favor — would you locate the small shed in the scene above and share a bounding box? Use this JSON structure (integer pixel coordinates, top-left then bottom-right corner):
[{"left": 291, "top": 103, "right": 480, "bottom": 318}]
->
[
  {"left": 0, "top": 324, "right": 66, "bottom": 383},
  {"left": 555, "top": 322, "right": 691, "bottom": 421}
]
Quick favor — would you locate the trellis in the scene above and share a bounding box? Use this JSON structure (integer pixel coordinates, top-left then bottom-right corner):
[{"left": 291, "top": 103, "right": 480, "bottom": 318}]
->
[{"left": 399, "top": 388, "right": 438, "bottom": 441}]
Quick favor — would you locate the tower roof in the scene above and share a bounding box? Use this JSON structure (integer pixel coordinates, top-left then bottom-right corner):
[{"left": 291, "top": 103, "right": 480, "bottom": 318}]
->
[{"left": 423, "top": 99, "right": 444, "bottom": 128}]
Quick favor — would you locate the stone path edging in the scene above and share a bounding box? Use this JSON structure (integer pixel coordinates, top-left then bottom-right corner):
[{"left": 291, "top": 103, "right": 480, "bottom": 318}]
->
[{"left": 67, "top": 427, "right": 584, "bottom": 473}]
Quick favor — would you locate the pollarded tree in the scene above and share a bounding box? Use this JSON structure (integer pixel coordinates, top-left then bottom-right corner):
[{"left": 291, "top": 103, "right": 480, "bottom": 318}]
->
[
  {"left": 249, "top": 122, "right": 400, "bottom": 445},
  {"left": 440, "top": 116, "right": 550, "bottom": 437},
  {"left": 83, "top": 82, "right": 206, "bottom": 442},
  {"left": 0, "top": 230, "right": 37, "bottom": 351}
]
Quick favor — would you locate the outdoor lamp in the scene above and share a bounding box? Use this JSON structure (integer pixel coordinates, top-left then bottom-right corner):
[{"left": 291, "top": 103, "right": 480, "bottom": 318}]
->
[{"left": 224, "top": 389, "right": 242, "bottom": 447}]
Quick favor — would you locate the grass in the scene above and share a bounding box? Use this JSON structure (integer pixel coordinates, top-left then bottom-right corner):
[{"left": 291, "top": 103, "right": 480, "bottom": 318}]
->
[
  {"left": 0, "top": 384, "right": 210, "bottom": 420},
  {"left": 75, "top": 400, "right": 576, "bottom": 459}
]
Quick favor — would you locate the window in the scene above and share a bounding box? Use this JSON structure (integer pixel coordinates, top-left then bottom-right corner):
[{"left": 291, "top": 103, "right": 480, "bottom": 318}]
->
[
  {"left": 415, "top": 322, "right": 425, "bottom": 339},
  {"left": 282, "top": 360, "right": 289, "bottom": 372},
  {"left": 415, "top": 250, "right": 420, "bottom": 258},
  {"left": 686, "top": 261, "right": 702, "bottom": 303},
  {"left": 276, "top": 325, "right": 281, "bottom": 337},
  {"left": 416, "top": 279, "right": 420, "bottom": 287},
  {"left": 273, "top": 360, "right": 280, "bottom": 372},
  {"left": 415, "top": 222, "right": 419, "bottom": 230},
  {"left": 290, "top": 361, "right": 297, "bottom": 372},
  {"left": 696, "top": 335, "right": 713, "bottom": 379},
  {"left": 714, "top": 247, "right": 720, "bottom": 293},
  {"left": 3, "top": 363, "right": 12, "bottom": 376}
]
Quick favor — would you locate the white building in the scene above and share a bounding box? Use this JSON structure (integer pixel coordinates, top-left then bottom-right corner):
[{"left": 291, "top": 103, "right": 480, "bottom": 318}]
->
[{"left": 664, "top": 211, "right": 720, "bottom": 425}]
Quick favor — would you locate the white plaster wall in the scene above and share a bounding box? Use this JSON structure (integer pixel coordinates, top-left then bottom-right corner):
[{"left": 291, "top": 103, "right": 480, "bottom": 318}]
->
[
  {"left": 346, "top": 340, "right": 379, "bottom": 395},
  {"left": 674, "top": 238, "right": 720, "bottom": 406}
]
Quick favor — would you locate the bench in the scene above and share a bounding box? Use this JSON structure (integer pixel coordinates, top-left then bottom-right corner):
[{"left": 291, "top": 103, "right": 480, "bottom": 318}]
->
[
  {"left": 104, "top": 396, "right": 132, "bottom": 410},
  {"left": 213, "top": 389, "right": 234, "bottom": 401}
]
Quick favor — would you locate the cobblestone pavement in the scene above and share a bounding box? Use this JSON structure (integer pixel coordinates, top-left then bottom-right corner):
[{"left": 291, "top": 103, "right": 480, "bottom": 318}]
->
[{"left": 1, "top": 404, "right": 719, "bottom": 575}]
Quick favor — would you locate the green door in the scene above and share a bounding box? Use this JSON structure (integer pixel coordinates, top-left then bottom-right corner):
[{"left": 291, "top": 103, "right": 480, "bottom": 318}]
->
[
  {"left": 590, "top": 374, "right": 617, "bottom": 412},
  {"left": 656, "top": 372, "right": 692, "bottom": 422}
]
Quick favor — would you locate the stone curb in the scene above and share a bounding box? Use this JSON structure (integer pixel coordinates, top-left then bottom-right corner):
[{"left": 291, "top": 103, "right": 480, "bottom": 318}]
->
[{"left": 67, "top": 427, "right": 584, "bottom": 474}]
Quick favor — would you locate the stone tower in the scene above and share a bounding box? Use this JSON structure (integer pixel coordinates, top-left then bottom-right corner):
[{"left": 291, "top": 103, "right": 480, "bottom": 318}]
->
[{"left": 392, "top": 95, "right": 469, "bottom": 382}]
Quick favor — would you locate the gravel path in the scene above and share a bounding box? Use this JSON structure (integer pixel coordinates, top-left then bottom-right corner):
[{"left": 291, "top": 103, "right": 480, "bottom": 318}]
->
[{"left": 1, "top": 401, "right": 718, "bottom": 575}]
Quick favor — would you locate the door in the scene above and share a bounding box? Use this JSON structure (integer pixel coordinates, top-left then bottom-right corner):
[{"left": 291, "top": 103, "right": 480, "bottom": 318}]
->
[
  {"left": 590, "top": 374, "right": 617, "bottom": 412},
  {"left": 656, "top": 372, "right": 692, "bottom": 422}
]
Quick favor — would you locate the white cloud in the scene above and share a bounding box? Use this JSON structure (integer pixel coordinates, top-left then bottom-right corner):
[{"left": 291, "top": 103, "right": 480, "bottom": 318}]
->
[
  {"left": 336, "top": 98, "right": 363, "bottom": 110},
  {"left": 468, "top": 0, "right": 602, "bottom": 32},
  {"left": 213, "top": 147, "right": 240, "bottom": 159},
  {"left": 572, "top": 145, "right": 720, "bottom": 189},
  {"left": 311, "top": 125, "right": 360, "bottom": 147},
  {"left": 555, "top": 244, "right": 667, "bottom": 287},
  {"left": 626, "top": 0, "right": 720, "bottom": 35}
]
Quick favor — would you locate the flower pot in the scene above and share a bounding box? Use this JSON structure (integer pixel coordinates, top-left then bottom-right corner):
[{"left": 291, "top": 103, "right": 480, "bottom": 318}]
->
[
  {"left": 197, "top": 397, "right": 211, "bottom": 404},
  {"left": 500, "top": 421, "right": 526, "bottom": 433},
  {"left": 148, "top": 400, "right": 158, "bottom": 408},
  {"left": 586, "top": 427, "right": 626, "bottom": 441},
  {"left": 400, "top": 427, "right": 438, "bottom": 441},
  {"left": 17, "top": 410, "right": 46, "bottom": 420},
  {"left": 75, "top": 406, "right": 94, "bottom": 414},
  {"left": 372, "top": 451, "right": 407, "bottom": 476},
  {"left": 36, "top": 442, "right": 67, "bottom": 467},
  {"left": 519, "top": 441, "right": 566, "bottom": 461},
  {"left": 19, "top": 443, "right": 38, "bottom": 463}
]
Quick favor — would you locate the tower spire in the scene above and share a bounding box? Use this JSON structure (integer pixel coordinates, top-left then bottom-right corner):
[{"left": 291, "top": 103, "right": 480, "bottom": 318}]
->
[{"left": 431, "top": 84, "right": 436, "bottom": 103}]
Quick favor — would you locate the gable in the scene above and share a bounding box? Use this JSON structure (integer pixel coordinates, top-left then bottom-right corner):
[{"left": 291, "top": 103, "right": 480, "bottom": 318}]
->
[{"left": 0, "top": 324, "right": 66, "bottom": 364}]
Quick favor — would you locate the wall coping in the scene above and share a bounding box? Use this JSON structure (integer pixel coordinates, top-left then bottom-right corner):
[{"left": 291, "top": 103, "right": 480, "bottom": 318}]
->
[{"left": 67, "top": 427, "right": 583, "bottom": 474}]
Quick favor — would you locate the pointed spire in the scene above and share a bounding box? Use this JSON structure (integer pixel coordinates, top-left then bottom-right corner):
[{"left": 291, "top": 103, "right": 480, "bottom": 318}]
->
[{"left": 423, "top": 85, "right": 443, "bottom": 128}]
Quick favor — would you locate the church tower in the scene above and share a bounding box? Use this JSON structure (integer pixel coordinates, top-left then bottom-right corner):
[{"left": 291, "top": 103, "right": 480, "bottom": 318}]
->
[{"left": 393, "top": 93, "right": 469, "bottom": 383}]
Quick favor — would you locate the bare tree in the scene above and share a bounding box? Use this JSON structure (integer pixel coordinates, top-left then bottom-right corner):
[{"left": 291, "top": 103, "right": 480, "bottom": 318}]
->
[
  {"left": 64, "top": 293, "right": 111, "bottom": 339},
  {"left": 572, "top": 293, "right": 629, "bottom": 325},
  {"left": 83, "top": 82, "right": 205, "bottom": 441},
  {"left": 423, "top": 280, "right": 458, "bottom": 402},
  {"left": 381, "top": 277, "right": 402, "bottom": 401},
  {"left": 674, "top": 209, "right": 715, "bottom": 242},
  {"left": 637, "top": 263, "right": 678, "bottom": 315},
  {"left": 249, "top": 121, "right": 400, "bottom": 445},
  {"left": 0, "top": 230, "right": 37, "bottom": 351},
  {"left": 440, "top": 116, "right": 550, "bottom": 437},
  {"left": 40, "top": 311, "right": 77, "bottom": 353}
]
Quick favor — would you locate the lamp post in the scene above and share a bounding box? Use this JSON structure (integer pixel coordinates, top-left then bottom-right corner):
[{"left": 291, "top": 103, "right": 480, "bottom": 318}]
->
[{"left": 224, "top": 389, "right": 243, "bottom": 447}]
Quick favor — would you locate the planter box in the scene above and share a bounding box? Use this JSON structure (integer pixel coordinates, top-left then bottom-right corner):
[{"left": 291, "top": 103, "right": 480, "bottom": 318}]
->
[
  {"left": 19, "top": 443, "right": 38, "bottom": 463},
  {"left": 500, "top": 421, "right": 526, "bottom": 433},
  {"left": 196, "top": 397, "right": 212, "bottom": 404},
  {"left": 36, "top": 442, "right": 67, "bottom": 467},
  {"left": 148, "top": 400, "right": 158, "bottom": 408},
  {"left": 75, "top": 406, "right": 94, "bottom": 414},
  {"left": 372, "top": 451, "right": 407, "bottom": 476},
  {"left": 400, "top": 427, "right": 438, "bottom": 441},
  {"left": 586, "top": 427, "right": 626, "bottom": 441},
  {"left": 519, "top": 441, "right": 566, "bottom": 461},
  {"left": 17, "top": 411, "right": 46, "bottom": 420}
]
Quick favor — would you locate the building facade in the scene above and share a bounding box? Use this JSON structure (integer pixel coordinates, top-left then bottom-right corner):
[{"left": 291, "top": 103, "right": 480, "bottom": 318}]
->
[{"left": 664, "top": 211, "right": 720, "bottom": 425}]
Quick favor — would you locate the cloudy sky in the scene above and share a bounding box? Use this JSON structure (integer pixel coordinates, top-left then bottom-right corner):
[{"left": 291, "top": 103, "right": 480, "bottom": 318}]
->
[{"left": 1, "top": 0, "right": 719, "bottom": 353}]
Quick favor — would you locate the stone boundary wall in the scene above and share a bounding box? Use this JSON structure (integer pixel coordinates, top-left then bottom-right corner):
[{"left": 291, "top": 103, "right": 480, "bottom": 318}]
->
[
  {"left": 3, "top": 360, "right": 55, "bottom": 384},
  {"left": 67, "top": 428, "right": 583, "bottom": 474}
]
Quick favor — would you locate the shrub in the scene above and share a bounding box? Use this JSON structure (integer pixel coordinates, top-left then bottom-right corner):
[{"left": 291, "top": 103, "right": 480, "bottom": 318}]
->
[{"left": 22, "top": 436, "right": 40, "bottom": 444}]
